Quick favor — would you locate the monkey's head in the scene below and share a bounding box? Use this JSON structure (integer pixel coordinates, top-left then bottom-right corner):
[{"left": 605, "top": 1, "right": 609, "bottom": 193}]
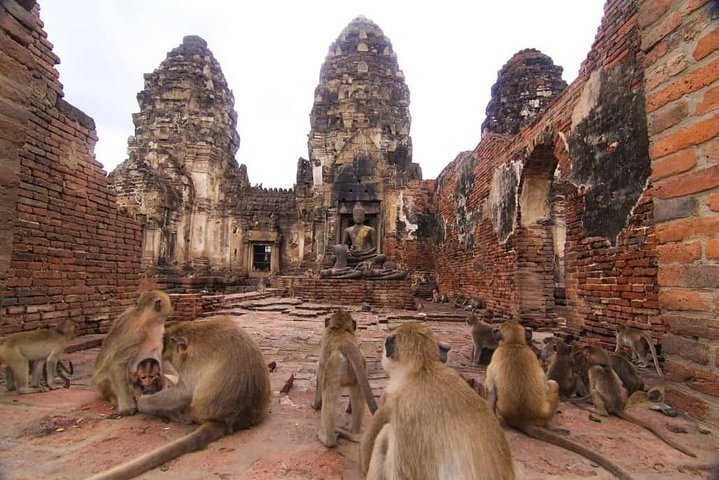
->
[
  {"left": 137, "top": 290, "right": 173, "bottom": 317},
  {"left": 58, "top": 319, "right": 79, "bottom": 338},
  {"left": 325, "top": 310, "right": 356, "bottom": 332},
  {"left": 136, "top": 358, "right": 162, "bottom": 392},
  {"left": 496, "top": 321, "right": 526, "bottom": 345},
  {"left": 162, "top": 325, "right": 190, "bottom": 370},
  {"left": 555, "top": 340, "right": 572, "bottom": 355},
  {"left": 581, "top": 345, "right": 610, "bottom": 366},
  {"left": 382, "top": 321, "right": 440, "bottom": 374}
]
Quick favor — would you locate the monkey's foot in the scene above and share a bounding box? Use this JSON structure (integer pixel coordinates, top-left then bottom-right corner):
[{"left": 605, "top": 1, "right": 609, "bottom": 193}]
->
[
  {"left": 116, "top": 405, "right": 137, "bottom": 416},
  {"left": 337, "top": 428, "right": 361, "bottom": 443},
  {"left": 317, "top": 430, "right": 338, "bottom": 448},
  {"left": 311, "top": 400, "right": 322, "bottom": 411}
]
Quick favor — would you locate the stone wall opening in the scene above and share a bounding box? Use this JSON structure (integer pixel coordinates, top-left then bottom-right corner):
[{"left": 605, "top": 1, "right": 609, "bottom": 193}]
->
[{"left": 516, "top": 145, "right": 560, "bottom": 328}]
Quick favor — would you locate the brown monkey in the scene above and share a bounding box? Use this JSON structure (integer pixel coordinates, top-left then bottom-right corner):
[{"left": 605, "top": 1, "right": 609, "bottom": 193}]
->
[
  {"left": 0, "top": 319, "right": 78, "bottom": 393},
  {"left": 312, "top": 310, "right": 377, "bottom": 447},
  {"left": 130, "top": 358, "right": 164, "bottom": 398},
  {"left": 485, "top": 321, "right": 633, "bottom": 480},
  {"left": 582, "top": 345, "right": 695, "bottom": 458},
  {"left": 614, "top": 326, "right": 662, "bottom": 377},
  {"left": 86, "top": 316, "right": 271, "bottom": 480},
  {"left": 364, "top": 321, "right": 515, "bottom": 479},
  {"left": 467, "top": 309, "right": 497, "bottom": 365},
  {"left": 6, "top": 359, "right": 74, "bottom": 391},
  {"left": 609, "top": 351, "right": 644, "bottom": 396},
  {"left": 92, "top": 290, "right": 172, "bottom": 416},
  {"left": 547, "top": 339, "right": 582, "bottom": 399}
]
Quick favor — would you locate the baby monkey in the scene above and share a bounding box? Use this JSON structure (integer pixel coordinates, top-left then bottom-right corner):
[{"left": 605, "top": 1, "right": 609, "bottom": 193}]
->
[{"left": 130, "top": 358, "right": 164, "bottom": 398}]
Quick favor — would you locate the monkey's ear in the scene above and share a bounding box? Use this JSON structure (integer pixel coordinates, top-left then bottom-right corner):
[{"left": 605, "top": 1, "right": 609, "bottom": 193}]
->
[
  {"left": 384, "top": 335, "right": 396, "bottom": 358},
  {"left": 492, "top": 328, "right": 502, "bottom": 342},
  {"left": 170, "top": 336, "right": 188, "bottom": 353},
  {"left": 154, "top": 299, "right": 163, "bottom": 312}
]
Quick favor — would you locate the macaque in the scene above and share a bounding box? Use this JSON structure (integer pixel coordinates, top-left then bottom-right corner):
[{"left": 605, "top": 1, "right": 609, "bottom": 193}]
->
[{"left": 0, "top": 319, "right": 78, "bottom": 393}]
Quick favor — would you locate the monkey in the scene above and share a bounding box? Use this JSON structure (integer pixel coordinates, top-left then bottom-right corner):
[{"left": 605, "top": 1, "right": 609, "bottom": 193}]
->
[
  {"left": 546, "top": 339, "right": 583, "bottom": 399},
  {"left": 431, "top": 289, "right": 441, "bottom": 303},
  {"left": 582, "top": 345, "right": 696, "bottom": 458},
  {"left": 609, "top": 351, "right": 644, "bottom": 396},
  {"left": 5, "top": 359, "right": 74, "bottom": 391},
  {"left": 466, "top": 310, "right": 498, "bottom": 365},
  {"left": 0, "top": 319, "right": 78, "bottom": 393},
  {"left": 86, "top": 316, "right": 271, "bottom": 480},
  {"left": 540, "top": 336, "right": 558, "bottom": 370},
  {"left": 92, "top": 290, "right": 172, "bottom": 416},
  {"left": 129, "top": 358, "right": 164, "bottom": 398},
  {"left": 485, "top": 321, "right": 634, "bottom": 480},
  {"left": 363, "top": 321, "right": 515, "bottom": 480},
  {"left": 312, "top": 310, "right": 377, "bottom": 447},
  {"left": 468, "top": 296, "right": 485, "bottom": 311},
  {"left": 256, "top": 277, "right": 266, "bottom": 294},
  {"left": 614, "top": 326, "right": 662, "bottom": 376}
]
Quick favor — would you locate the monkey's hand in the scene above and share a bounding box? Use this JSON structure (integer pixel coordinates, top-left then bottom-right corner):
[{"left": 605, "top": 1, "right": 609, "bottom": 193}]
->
[{"left": 311, "top": 399, "right": 322, "bottom": 410}]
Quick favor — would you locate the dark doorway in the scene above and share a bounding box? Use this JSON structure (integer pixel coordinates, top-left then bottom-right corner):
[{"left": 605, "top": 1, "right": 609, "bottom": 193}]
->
[{"left": 252, "top": 244, "right": 272, "bottom": 272}]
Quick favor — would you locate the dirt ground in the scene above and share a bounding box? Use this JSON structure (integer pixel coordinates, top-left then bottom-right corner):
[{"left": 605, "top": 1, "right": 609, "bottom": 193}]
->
[{"left": 0, "top": 297, "right": 716, "bottom": 479}]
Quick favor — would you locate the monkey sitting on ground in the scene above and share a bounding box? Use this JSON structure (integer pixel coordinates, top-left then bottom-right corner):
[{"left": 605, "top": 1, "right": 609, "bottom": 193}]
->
[
  {"left": 581, "top": 345, "right": 695, "bottom": 458},
  {"left": 609, "top": 351, "right": 644, "bottom": 396},
  {"left": 363, "top": 321, "right": 515, "bottom": 480},
  {"left": 467, "top": 309, "right": 498, "bottom": 365},
  {"left": 93, "top": 290, "right": 172, "bottom": 416},
  {"left": 547, "top": 339, "right": 585, "bottom": 399},
  {"left": 485, "top": 321, "right": 633, "bottom": 480},
  {"left": 614, "top": 326, "right": 662, "bottom": 375},
  {"left": 86, "top": 316, "right": 272, "bottom": 480},
  {"left": 0, "top": 319, "right": 78, "bottom": 393},
  {"left": 312, "top": 310, "right": 377, "bottom": 447}
]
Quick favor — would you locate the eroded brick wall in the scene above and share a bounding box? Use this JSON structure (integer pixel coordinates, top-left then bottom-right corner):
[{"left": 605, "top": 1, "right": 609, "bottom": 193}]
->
[
  {"left": 640, "top": 0, "right": 719, "bottom": 423},
  {"left": 0, "top": 1, "right": 142, "bottom": 334},
  {"left": 403, "top": 0, "right": 659, "bottom": 338}
]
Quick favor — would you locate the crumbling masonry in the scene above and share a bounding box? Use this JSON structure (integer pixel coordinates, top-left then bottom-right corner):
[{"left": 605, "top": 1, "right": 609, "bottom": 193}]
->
[{"left": 1, "top": 0, "right": 718, "bottom": 423}]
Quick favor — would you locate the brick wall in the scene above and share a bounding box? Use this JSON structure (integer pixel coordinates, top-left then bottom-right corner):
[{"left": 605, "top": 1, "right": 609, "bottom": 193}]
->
[
  {"left": 273, "top": 276, "right": 414, "bottom": 310},
  {"left": 0, "top": 1, "right": 142, "bottom": 334},
  {"left": 640, "top": 0, "right": 719, "bottom": 423}
]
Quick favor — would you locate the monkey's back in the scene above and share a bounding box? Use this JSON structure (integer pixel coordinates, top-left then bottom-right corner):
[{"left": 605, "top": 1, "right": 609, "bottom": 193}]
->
[
  {"left": 492, "top": 344, "right": 553, "bottom": 426},
  {"left": 169, "top": 317, "right": 272, "bottom": 431},
  {"left": 392, "top": 366, "right": 515, "bottom": 480}
]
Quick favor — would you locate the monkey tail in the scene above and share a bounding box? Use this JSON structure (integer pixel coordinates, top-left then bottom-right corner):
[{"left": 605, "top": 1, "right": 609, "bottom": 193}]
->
[
  {"left": 62, "top": 360, "right": 74, "bottom": 376},
  {"left": 616, "top": 411, "right": 696, "bottom": 458},
  {"left": 84, "top": 421, "right": 225, "bottom": 480},
  {"left": 339, "top": 343, "right": 378, "bottom": 414},
  {"left": 520, "top": 425, "right": 634, "bottom": 480},
  {"left": 640, "top": 334, "right": 664, "bottom": 380}
]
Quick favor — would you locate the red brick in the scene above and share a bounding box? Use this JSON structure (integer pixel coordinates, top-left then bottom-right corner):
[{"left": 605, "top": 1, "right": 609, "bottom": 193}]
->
[
  {"left": 656, "top": 241, "right": 702, "bottom": 263},
  {"left": 655, "top": 165, "right": 719, "bottom": 199},
  {"left": 706, "top": 191, "right": 719, "bottom": 211},
  {"left": 651, "top": 149, "right": 696, "bottom": 181},
  {"left": 638, "top": 0, "right": 672, "bottom": 29},
  {"left": 649, "top": 112, "right": 719, "bottom": 159},
  {"left": 695, "top": 28, "right": 719, "bottom": 61},
  {"left": 707, "top": 239, "right": 719, "bottom": 259},
  {"left": 659, "top": 288, "right": 709, "bottom": 311},
  {"left": 686, "top": 0, "right": 711, "bottom": 14},
  {"left": 647, "top": 57, "right": 719, "bottom": 112},
  {"left": 703, "top": 138, "right": 719, "bottom": 165},
  {"left": 696, "top": 84, "right": 719, "bottom": 115},
  {"left": 656, "top": 216, "right": 719, "bottom": 243},
  {"left": 648, "top": 99, "right": 688, "bottom": 134},
  {"left": 658, "top": 264, "right": 719, "bottom": 288},
  {"left": 641, "top": 11, "right": 682, "bottom": 52}
]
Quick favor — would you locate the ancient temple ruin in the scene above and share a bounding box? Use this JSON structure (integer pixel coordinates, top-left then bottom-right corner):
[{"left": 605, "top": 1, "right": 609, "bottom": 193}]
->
[{"left": 2, "top": 0, "right": 719, "bottom": 428}]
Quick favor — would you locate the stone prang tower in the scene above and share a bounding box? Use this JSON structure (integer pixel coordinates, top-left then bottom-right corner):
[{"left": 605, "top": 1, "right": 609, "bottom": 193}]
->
[{"left": 297, "top": 16, "right": 422, "bottom": 264}]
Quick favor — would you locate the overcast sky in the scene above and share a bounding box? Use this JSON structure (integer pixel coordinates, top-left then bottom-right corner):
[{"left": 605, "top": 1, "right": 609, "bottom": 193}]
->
[{"left": 40, "top": 1, "right": 605, "bottom": 188}]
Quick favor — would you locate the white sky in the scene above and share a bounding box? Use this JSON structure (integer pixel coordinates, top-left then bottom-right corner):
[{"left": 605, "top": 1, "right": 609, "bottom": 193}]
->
[{"left": 40, "top": 1, "right": 606, "bottom": 188}]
